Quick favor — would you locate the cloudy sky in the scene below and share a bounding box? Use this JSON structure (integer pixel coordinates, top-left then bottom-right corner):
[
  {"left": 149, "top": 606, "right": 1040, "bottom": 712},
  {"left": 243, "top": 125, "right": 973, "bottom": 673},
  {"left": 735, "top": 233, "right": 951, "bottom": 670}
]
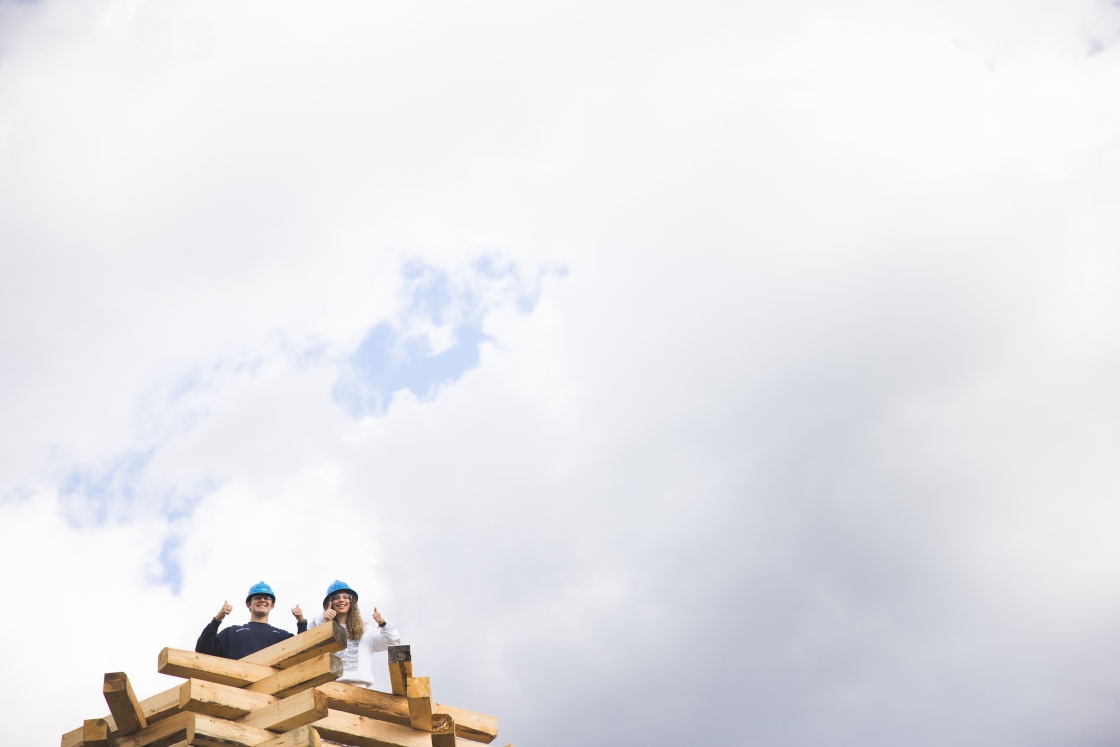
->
[{"left": 4, "top": 1, "right": 1120, "bottom": 745}]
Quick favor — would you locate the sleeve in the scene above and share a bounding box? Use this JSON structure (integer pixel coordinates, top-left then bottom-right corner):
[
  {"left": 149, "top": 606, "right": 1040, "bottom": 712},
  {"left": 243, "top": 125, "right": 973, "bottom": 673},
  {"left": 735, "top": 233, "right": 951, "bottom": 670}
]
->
[
  {"left": 195, "top": 618, "right": 224, "bottom": 656},
  {"left": 368, "top": 619, "right": 401, "bottom": 653},
  {"left": 306, "top": 610, "right": 325, "bottom": 630},
  {"left": 297, "top": 619, "right": 308, "bottom": 634}
]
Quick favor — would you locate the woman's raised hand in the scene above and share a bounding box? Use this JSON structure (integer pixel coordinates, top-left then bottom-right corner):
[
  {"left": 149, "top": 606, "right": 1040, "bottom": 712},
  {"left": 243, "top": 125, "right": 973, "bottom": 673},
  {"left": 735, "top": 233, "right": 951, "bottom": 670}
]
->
[{"left": 324, "top": 608, "right": 337, "bottom": 622}]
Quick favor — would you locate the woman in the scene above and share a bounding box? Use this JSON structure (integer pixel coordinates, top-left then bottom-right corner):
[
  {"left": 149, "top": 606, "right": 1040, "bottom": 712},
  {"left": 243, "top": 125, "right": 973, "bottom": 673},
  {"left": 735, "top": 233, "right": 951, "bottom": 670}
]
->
[{"left": 306, "top": 579, "right": 401, "bottom": 689}]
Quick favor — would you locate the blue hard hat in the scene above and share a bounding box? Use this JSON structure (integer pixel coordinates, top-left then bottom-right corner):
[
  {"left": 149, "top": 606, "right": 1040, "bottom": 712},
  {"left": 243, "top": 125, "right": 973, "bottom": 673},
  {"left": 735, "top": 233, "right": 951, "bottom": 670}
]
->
[
  {"left": 246, "top": 581, "right": 276, "bottom": 604},
  {"left": 322, "top": 579, "right": 358, "bottom": 608}
]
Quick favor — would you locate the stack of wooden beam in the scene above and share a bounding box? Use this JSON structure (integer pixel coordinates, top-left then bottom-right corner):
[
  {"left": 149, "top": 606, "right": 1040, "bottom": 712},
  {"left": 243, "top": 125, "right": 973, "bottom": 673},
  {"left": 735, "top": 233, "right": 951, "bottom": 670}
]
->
[{"left": 60, "top": 622, "right": 504, "bottom": 747}]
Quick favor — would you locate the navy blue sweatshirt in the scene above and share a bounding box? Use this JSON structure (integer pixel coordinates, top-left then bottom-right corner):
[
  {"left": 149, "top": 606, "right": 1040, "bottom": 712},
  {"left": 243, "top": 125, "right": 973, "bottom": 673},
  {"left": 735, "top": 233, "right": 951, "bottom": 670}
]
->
[{"left": 196, "top": 618, "right": 308, "bottom": 660}]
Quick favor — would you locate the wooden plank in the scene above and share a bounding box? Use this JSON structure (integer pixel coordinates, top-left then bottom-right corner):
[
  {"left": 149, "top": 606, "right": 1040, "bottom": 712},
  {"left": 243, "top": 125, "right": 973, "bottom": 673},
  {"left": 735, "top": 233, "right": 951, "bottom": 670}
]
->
[
  {"left": 66, "top": 682, "right": 185, "bottom": 742},
  {"left": 238, "top": 688, "right": 328, "bottom": 732},
  {"left": 133, "top": 684, "right": 185, "bottom": 726},
  {"left": 314, "top": 682, "right": 411, "bottom": 727},
  {"left": 315, "top": 681, "right": 498, "bottom": 744},
  {"left": 254, "top": 726, "right": 322, "bottom": 747},
  {"left": 431, "top": 714, "right": 455, "bottom": 747},
  {"left": 432, "top": 704, "right": 498, "bottom": 745},
  {"left": 114, "top": 711, "right": 193, "bottom": 747},
  {"left": 188, "top": 713, "right": 275, "bottom": 747},
  {"left": 158, "top": 648, "right": 275, "bottom": 687},
  {"left": 62, "top": 726, "right": 83, "bottom": 747},
  {"left": 313, "top": 711, "right": 477, "bottom": 747},
  {"left": 246, "top": 653, "right": 342, "bottom": 699},
  {"left": 62, "top": 683, "right": 185, "bottom": 747},
  {"left": 104, "top": 673, "right": 147, "bottom": 735},
  {"left": 388, "top": 645, "right": 412, "bottom": 696},
  {"left": 114, "top": 712, "right": 275, "bottom": 747},
  {"left": 243, "top": 623, "right": 347, "bottom": 670},
  {"left": 83, "top": 718, "right": 118, "bottom": 747},
  {"left": 406, "top": 677, "right": 433, "bottom": 732},
  {"left": 179, "top": 678, "right": 277, "bottom": 719}
]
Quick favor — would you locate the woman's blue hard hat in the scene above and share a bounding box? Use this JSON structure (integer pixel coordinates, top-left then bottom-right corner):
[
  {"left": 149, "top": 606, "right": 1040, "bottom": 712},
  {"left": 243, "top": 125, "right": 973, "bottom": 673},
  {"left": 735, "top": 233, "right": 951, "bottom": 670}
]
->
[{"left": 323, "top": 579, "right": 358, "bottom": 608}]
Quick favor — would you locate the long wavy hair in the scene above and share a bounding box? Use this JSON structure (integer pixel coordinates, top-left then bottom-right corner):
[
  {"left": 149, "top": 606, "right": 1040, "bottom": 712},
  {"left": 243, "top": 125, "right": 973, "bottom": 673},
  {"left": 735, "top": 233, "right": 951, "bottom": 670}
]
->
[
  {"left": 344, "top": 601, "right": 365, "bottom": 640},
  {"left": 324, "top": 596, "right": 365, "bottom": 641}
]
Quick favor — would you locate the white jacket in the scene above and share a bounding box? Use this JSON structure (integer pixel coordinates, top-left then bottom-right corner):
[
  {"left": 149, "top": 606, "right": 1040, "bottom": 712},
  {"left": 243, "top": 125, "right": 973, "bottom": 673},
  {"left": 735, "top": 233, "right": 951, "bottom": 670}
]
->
[{"left": 308, "top": 611, "right": 401, "bottom": 689}]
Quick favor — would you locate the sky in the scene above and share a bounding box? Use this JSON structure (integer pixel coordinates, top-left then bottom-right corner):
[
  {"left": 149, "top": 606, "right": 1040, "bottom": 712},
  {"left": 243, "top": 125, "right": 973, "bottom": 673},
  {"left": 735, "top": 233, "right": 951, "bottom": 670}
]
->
[{"left": 3, "top": 1, "right": 1120, "bottom": 745}]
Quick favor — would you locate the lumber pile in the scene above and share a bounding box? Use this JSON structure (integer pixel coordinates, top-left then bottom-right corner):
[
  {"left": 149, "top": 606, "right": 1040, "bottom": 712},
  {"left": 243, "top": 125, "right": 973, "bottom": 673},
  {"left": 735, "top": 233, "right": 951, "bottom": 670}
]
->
[{"left": 59, "top": 622, "right": 504, "bottom": 747}]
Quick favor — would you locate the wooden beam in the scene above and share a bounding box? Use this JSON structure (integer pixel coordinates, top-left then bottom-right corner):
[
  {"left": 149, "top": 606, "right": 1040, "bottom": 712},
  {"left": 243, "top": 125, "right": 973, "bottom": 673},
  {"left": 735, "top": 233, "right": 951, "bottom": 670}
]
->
[
  {"left": 431, "top": 714, "right": 456, "bottom": 747},
  {"left": 388, "top": 645, "right": 412, "bottom": 696},
  {"left": 313, "top": 711, "right": 476, "bottom": 747},
  {"left": 179, "top": 678, "right": 277, "bottom": 719},
  {"left": 254, "top": 726, "right": 322, "bottom": 747},
  {"left": 129, "top": 683, "right": 184, "bottom": 726},
  {"left": 61, "top": 683, "right": 184, "bottom": 746},
  {"left": 315, "top": 681, "right": 411, "bottom": 727},
  {"left": 113, "top": 711, "right": 192, "bottom": 747},
  {"left": 433, "top": 703, "right": 499, "bottom": 745},
  {"left": 238, "top": 688, "right": 328, "bottom": 732},
  {"left": 243, "top": 622, "right": 347, "bottom": 669},
  {"left": 188, "top": 712, "right": 276, "bottom": 747},
  {"left": 62, "top": 726, "right": 83, "bottom": 747},
  {"left": 113, "top": 712, "right": 274, "bottom": 747},
  {"left": 103, "top": 673, "right": 147, "bottom": 735},
  {"left": 407, "top": 677, "right": 433, "bottom": 732},
  {"left": 315, "top": 681, "right": 498, "bottom": 744},
  {"left": 158, "top": 648, "right": 275, "bottom": 687},
  {"left": 83, "top": 719, "right": 118, "bottom": 747},
  {"left": 246, "top": 652, "right": 343, "bottom": 698}
]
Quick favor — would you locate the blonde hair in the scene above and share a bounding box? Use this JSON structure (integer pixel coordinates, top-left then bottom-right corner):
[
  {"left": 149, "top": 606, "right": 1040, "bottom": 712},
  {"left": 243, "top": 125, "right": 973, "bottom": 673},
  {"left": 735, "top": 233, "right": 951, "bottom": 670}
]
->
[{"left": 345, "top": 601, "right": 365, "bottom": 641}]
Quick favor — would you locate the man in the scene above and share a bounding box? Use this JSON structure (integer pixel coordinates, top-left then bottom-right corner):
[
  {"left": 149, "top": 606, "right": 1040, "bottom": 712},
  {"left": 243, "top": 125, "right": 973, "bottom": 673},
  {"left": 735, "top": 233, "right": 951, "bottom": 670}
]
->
[{"left": 195, "top": 581, "right": 307, "bottom": 660}]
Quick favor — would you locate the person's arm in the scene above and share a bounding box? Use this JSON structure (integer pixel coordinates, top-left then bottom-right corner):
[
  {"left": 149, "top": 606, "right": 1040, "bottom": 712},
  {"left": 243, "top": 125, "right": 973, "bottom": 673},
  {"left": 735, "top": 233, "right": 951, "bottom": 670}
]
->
[
  {"left": 195, "top": 619, "right": 223, "bottom": 655},
  {"left": 368, "top": 607, "right": 401, "bottom": 652},
  {"left": 195, "top": 601, "right": 233, "bottom": 656},
  {"left": 305, "top": 609, "right": 326, "bottom": 630},
  {"left": 292, "top": 604, "right": 308, "bottom": 634}
]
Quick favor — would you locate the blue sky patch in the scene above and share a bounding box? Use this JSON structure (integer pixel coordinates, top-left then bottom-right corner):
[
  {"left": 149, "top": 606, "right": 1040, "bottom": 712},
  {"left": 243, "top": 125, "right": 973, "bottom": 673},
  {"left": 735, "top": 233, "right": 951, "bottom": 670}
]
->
[
  {"left": 333, "top": 255, "right": 555, "bottom": 418},
  {"left": 60, "top": 451, "right": 209, "bottom": 594},
  {"left": 59, "top": 449, "right": 155, "bottom": 527}
]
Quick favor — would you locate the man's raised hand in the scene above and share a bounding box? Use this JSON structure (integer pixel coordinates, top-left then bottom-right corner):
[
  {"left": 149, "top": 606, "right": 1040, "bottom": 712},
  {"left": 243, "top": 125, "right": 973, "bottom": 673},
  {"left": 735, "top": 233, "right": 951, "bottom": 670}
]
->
[
  {"left": 323, "top": 608, "right": 337, "bottom": 622},
  {"left": 292, "top": 604, "right": 304, "bottom": 623},
  {"left": 215, "top": 601, "right": 233, "bottom": 622}
]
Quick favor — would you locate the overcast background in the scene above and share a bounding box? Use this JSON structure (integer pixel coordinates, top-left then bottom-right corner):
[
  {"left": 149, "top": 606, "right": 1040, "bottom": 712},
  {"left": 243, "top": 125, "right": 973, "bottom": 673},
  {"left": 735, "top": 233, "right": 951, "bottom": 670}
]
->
[{"left": 3, "top": 1, "right": 1120, "bottom": 745}]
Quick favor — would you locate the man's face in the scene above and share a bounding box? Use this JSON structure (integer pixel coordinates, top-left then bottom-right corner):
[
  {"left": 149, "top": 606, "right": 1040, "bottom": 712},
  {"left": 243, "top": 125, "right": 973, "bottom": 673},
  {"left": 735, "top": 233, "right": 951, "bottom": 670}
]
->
[
  {"left": 328, "top": 592, "right": 352, "bottom": 614},
  {"left": 248, "top": 595, "right": 274, "bottom": 617}
]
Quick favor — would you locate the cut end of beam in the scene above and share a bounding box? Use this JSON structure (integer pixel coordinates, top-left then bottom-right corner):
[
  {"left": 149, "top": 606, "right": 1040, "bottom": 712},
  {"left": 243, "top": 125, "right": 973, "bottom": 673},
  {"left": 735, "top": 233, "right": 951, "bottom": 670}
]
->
[
  {"left": 82, "top": 718, "right": 116, "bottom": 747},
  {"left": 431, "top": 714, "right": 456, "bottom": 747}
]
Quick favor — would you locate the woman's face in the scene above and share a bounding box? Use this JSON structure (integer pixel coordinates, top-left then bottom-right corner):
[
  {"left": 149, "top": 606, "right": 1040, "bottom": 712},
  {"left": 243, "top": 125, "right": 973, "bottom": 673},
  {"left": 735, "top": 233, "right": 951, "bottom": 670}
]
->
[{"left": 329, "top": 592, "right": 352, "bottom": 614}]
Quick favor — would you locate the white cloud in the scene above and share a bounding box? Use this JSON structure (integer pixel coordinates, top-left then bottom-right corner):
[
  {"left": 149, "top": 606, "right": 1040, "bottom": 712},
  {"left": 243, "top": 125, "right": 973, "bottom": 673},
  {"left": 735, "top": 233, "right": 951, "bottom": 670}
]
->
[{"left": 4, "top": 1, "right": 1120, "bottom": 745}]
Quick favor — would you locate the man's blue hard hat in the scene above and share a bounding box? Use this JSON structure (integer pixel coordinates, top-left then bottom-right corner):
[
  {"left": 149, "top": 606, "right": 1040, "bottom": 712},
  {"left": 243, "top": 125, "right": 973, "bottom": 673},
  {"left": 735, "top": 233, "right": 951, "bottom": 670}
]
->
[
  {"left": 323, "top": 579, "right": 358, "bottom": 608},
  {"left": 246, "top": 581, "right": 276, "bottom": 604}
]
